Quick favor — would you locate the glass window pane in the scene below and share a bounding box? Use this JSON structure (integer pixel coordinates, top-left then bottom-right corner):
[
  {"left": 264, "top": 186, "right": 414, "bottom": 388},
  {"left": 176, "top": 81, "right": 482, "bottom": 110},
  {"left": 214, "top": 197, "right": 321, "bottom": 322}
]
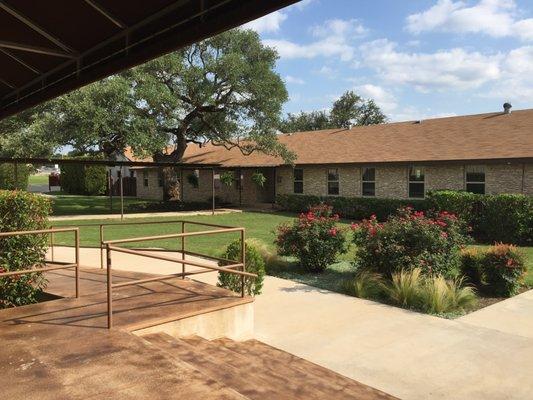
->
[
  {"left": 466, "top": 183, "right": 485, "bottom": 194},
  {"left": 294, "top": 181, "right": 303, "bottom": 194},
  {"left": 362, "top": 182, "right": 375, "bottom": 196},
  {"left": 294, "top": 169, "right": 303, "bottom": 181},
  {"left": 409, "top": 182, "right": 425, "bottom": 198},
  {"left": 362, "top": 167, "right": 375, "bottom": 182},
  {"left": 409, "top": 166, "right": 424, "bottom": 182},
  {"left": 328, "top": 169, "right": 339, "bottom": 181},
  {"left": 328, "top": 181, "right": 339, "bottom": 195}
]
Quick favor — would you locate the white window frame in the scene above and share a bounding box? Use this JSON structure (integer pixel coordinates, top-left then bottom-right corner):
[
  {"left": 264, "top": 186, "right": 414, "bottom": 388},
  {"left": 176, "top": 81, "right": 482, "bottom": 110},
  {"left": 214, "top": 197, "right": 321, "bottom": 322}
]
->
[
  {"left": 327, "top": 168, "right": 340, "bottom": 196},
  {"left": 293, "top": 168, "right": 304, "bottom": 194},
  {"left": 361, "top": 167, "right": 376, "bottom": 197},
  {"left": 465, "top": 165, "right": 486, "bottom": 194},
  {"left": 408, "top": 166, "right": 425, "bottom": 199}
]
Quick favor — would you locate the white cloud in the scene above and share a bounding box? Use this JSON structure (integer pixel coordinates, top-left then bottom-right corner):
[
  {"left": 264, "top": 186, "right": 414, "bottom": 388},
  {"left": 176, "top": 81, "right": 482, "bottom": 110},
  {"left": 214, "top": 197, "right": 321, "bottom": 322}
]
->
[
  {"left": 483, "top": 46, "right": 533, "bottom": 101},
  {"left": 406, "top": 0, "right": 533, "bottom": 41},
  {"left": 355, "top": 84, "right": 398, "bottom": 113},
  {"left": 360, "top": 39, "right": 502, "bottom": 91},
  {"left": 292, "top": 0, "right": 318, "bottom": 10},
  {"left": 242, "top": 11, "right": 287, "bottom": 33},
  {"left": 264, "top": 18, "right": 367, "bottom": 61},
  {"left": 285, "top": 75, "right": 305, "bottom": 84}
]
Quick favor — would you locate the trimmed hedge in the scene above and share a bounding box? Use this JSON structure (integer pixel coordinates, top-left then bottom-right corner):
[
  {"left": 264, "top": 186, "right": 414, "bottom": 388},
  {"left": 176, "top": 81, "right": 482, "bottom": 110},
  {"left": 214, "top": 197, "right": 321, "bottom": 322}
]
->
[
  {"left": 0, "top": 163, "right": 31, "bottom": 190},
  {"left": 60, "top": 163, "right": 107, "bottom": 195},
  {"left": 277, "top": 191, "right": 532, "bottom": 245},
  {"left": 0, "top": 190, "right": 51, "bottom": 308},
  {"left": 276, "top": 194, "right": 428, "bottom": 221},
  {"left": 427, "top": 191, "right": 532, "bottom": 245}
]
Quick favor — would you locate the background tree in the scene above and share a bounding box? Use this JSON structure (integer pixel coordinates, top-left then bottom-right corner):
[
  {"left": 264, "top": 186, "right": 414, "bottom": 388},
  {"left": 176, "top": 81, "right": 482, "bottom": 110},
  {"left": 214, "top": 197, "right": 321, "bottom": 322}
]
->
[
  {"left": 280, "top": 90, "right": 387, "bottom": 133},
  {"left": 130, "top": 29, "right": 293, "bottom": 164}
]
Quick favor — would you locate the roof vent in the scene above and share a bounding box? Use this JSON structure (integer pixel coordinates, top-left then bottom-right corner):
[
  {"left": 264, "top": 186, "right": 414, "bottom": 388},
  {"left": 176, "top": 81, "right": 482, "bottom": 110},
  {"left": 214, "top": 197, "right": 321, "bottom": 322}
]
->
[{"left": 503, "top": 102, "right": 512, "bottom": 114}]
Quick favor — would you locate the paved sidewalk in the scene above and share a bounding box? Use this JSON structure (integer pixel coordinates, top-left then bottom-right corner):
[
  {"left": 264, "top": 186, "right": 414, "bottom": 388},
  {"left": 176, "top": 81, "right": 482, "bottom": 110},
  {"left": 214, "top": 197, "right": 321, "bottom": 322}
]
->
[
  {"left": 50, "top": 246, "right": 533, "bottom": 400},
  {"left": 49, "top": 208, "right": 240, "bottom": 221}
]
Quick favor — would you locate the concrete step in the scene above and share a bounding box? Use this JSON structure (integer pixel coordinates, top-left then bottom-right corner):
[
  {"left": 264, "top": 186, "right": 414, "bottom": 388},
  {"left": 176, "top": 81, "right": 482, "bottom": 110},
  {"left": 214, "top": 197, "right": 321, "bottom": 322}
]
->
[
  {"left": 142, "top": 333, "right": 294, "bottom": 399},
  {"left": 143, "top": 333, "right": 397, "bottom": 400},
  {"left": 213, "top": 337, "right": 396, "bottom": 400}
]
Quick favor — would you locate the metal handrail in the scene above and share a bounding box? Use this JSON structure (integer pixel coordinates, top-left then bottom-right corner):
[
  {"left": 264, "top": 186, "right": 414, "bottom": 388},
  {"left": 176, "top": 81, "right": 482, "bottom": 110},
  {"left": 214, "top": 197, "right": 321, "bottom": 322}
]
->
[
  {"left": 104, "top": 225, "right": 248, "bottom": 329},
  {"left": 0, "top": 227, "right": 80, "bottom": 298}
]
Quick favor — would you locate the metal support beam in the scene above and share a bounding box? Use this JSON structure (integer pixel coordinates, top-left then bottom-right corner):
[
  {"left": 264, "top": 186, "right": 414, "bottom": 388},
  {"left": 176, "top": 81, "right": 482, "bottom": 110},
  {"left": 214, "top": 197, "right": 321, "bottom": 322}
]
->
[
  {"left": 0, "top": 48, "right": 40, "bottom": 74},
  {"left": 0, "top": 40, "right": 74, "bottom": 58},
  {"left": 0, "top": 1, "right": 75, "bottom": 54},
  {"left": 0, "top": 77, "right": 15, "bottom": 89},
  {"left": 83, "top": 0, "right": 126, "bottom": 29}
]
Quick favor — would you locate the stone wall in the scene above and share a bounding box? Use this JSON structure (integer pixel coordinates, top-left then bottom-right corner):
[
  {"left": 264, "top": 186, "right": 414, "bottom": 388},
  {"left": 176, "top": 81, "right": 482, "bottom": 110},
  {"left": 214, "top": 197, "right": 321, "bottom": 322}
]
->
[
  {"left": 276, "top": 162, "right": 533, "bottom": 199},
  {"left": 136, "top": 168, "right": 163, "bottom": 200}
]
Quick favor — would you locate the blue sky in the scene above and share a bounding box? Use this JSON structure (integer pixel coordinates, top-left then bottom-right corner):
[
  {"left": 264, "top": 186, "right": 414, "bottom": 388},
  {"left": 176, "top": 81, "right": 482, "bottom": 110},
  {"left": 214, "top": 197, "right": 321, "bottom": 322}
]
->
[{"left": 242, "top": 0, "right": 533, "bottom": 121}]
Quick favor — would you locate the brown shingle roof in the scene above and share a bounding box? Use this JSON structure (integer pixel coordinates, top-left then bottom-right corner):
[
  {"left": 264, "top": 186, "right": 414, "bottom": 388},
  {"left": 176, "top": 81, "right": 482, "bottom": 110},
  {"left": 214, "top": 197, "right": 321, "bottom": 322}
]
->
[{"left": 181, "top": 109, "right": 533, "bottom": 167}]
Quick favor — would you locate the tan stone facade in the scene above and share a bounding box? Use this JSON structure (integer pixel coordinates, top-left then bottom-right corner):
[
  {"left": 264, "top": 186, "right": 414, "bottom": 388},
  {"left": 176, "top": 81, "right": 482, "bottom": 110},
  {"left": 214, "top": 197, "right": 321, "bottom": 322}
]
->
[
  {"left": 276, "top": 162, "right": 533, "bottom": 200},
  {"left": 136, "top": 162, "right": 533, "bottom": 203},
  {"left": 135, "top": 168, "right": 163, "bottom": 200}
]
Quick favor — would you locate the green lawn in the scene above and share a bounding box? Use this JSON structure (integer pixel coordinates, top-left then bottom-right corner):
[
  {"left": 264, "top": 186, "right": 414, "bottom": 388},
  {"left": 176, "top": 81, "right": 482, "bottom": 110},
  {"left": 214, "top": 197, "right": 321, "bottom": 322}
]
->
[
  {"left": 50, "top": 211, "right": 533, "bottom": 289},
  {"left": 28, "top": 174, "right": 50, "bottom": 185},
  {"left": 50, "top": 194, "right": 158, "bottom": 216}
]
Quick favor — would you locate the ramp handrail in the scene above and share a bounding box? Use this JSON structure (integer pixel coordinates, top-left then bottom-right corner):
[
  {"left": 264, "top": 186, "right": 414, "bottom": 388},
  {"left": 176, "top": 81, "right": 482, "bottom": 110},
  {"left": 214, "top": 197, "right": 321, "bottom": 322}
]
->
[
  {"left": 0, "top": 227, "right": 80, "bottom": 298},
  {"left": 102, "top": 225, "right": 251, "bottom": 329}
]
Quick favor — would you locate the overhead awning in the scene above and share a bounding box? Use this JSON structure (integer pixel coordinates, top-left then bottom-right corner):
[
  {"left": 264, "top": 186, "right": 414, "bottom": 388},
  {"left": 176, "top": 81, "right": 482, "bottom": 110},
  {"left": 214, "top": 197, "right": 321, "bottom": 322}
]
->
[{"left": 0, "top": 0, "right": 299, "bottom": 120}]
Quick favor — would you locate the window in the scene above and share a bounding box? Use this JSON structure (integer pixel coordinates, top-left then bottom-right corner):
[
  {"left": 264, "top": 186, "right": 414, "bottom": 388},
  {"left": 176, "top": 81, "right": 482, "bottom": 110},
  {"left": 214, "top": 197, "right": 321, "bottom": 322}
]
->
[
  {"left": 408, "top": 166, "right": 425, "bottom": 198},
  {"left": 465, "top": 165, "right": 485, "bottom": 194},
  {"left": 362, "top": 167, "right": 375, "bottom": 196},
  {"left": 129, "top": 170, "right": 135, "bottom": 178},
  {"left": 143, "top": 170, "right": 149, "bottom": 187},
  {"left": 293, "top": 168, "right": 303, "bottom": 194},
  {"left": 157, "top": 170, "right": 164, "bottom": 188},
  {"left": 327, "top": 168, "right": 339, "bottom": 196}
]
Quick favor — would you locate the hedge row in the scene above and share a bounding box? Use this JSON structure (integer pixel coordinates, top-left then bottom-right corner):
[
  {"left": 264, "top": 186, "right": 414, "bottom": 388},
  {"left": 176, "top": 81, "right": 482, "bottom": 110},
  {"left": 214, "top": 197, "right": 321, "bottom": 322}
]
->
[
  {"left": 60, "top": 163, "right": 107, "bottom": 195},
  {"left": 0, "top": 163, "right": 31, "bottom": 190},
  {"left": 0, "top": 190, "right": 51, "bottom": 308},
  {"left": 276, "top": 191, "right": 532, "bottom": 245},
  {"left": 276, "top": 194, "right": 428, "bottom": 222},
  {"left": 427, "top": 191, "right": 532, "bottom": 245}
]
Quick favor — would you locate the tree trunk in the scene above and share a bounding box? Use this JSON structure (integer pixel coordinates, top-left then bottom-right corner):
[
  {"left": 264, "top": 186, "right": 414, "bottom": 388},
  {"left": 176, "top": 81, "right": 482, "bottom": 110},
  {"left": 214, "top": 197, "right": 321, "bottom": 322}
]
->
[{"left": 153, "top": 131, "right": 188, "bottom": 201}]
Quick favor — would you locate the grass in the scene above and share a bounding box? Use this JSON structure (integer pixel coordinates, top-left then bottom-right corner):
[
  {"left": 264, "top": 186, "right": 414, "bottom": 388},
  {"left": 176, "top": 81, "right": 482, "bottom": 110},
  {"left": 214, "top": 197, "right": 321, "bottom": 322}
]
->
[
  {"left": 49, "top": 194, "right": 159, "bottom": 216},
  {"left": 49, "top": 210, "right": 533, "bottom": 291},
  {"left": 28, "top": 174, "right": 50, "bottom": 185}
]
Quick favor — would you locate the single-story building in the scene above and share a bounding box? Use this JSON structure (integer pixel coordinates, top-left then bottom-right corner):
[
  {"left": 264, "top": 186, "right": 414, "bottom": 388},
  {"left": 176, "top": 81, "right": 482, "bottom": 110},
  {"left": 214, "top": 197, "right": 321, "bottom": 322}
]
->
[{"left": 133, "top": 107, "right": 533, "bottom": 205}]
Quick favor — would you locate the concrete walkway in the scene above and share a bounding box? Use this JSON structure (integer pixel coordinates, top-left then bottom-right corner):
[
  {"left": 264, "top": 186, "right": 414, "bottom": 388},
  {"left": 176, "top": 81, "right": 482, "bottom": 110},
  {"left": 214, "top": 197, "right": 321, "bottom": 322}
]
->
[
  {"left": 49, "top": 208, "right": 240, "bottom": 221},
  {"left": 50, "top": 246, "right": 533, "bottom": 399}
]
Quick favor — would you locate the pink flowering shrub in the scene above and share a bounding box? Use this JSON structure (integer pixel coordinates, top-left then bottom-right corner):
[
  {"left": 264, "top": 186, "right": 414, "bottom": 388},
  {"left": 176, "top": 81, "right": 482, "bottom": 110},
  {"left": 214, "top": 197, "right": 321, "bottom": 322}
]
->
[
  {"left": 275, "top": 204, "right": 348, "bottom": 272},
  {"left": 352, "top": 207, "right": 469, "bottom": 278},
  {"left": 483, "top": 243, "right": 526, "bottom": 297}
]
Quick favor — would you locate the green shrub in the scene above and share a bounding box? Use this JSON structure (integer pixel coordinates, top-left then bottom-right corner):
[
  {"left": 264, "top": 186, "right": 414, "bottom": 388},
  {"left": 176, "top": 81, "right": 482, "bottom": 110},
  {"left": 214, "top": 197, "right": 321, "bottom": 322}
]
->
[
  {"left": 352, "top": 208, "right": 469, "bottom": 278},
  {"left": 482, "top": 244, "right": 526, "bottom": 297},
  {"left": 478, "top": 194, "right": 532, "bottom": 245},
  {"left": 275, "top": 204, "right": 348, "bottom": 272},
  {"left": 0, "top": 163, "right": 31, "bottom": 190},
  {"left": 244, "top": 238, "right": 290, "bottom": 274},
  {"left": 426, "top": 190, "right": 479, "bottom": 226},
  {"left": 0, "top": 191, "right": 51, "bottom": 308},
  {"left": 341, "top": 270, "right": 385, "bottom": 300},
  {"left": 419, "top": 275, "right": 477, "bottom": 314},
  {"left": 60, "top": 163, "right": 107, "bottom": 195},
  {"left": 460, "top": 248, "right": 484, "bottom": 287},
  {"left": 386, "top": 268, "right": 423, "bottom": 309},
  {"left": 427, "top": 190, "right": 532, "bottom": 245},
  {"left": 217, "top": 239, "right": 266, "bottom": 296},
  {"left": 276, "top": 194, "right": 427, "bottom": 221}
]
